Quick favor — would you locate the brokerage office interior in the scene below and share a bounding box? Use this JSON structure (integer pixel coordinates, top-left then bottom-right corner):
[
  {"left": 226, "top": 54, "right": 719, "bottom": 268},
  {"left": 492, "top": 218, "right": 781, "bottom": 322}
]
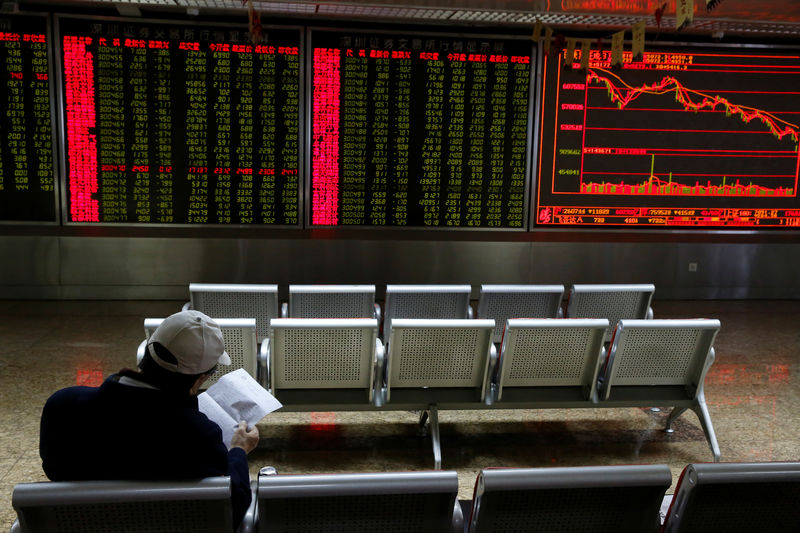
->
[{"left": 1, "top": 0, "right": 800, "bottom": 530}]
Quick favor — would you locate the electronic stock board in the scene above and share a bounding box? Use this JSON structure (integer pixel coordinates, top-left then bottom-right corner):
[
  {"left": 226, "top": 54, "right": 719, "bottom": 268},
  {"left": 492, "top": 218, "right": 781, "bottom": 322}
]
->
[
  {"left": 309, "top": 30, "right": 533, "bottom": 228},
  {"left": 0, "top": 14, "right": 57, "bottom": 223},
  {"left": 536, "top": 46, "right": 800, "bottom": 229},
  {"left": 58, "top": 17, "right": 301, "bottom": 225}
]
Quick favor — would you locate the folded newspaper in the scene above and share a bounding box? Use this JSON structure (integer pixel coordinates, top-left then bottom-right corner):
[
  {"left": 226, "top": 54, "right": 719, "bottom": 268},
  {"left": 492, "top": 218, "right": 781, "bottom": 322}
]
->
[{"left": 198, "top": 368, "right": 282, "bottom": 448}]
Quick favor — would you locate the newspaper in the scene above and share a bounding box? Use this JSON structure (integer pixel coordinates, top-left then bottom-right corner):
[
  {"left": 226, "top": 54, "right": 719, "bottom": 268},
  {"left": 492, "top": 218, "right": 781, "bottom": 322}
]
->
[{"left": 198, "top": 368, "right": 282, "bottom": 448}]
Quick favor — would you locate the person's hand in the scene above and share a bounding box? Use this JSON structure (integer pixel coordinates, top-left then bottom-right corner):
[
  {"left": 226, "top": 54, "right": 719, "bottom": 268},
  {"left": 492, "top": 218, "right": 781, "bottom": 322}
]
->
[{"left": 230, "top": 421, "right": 259, "bottom": 454}]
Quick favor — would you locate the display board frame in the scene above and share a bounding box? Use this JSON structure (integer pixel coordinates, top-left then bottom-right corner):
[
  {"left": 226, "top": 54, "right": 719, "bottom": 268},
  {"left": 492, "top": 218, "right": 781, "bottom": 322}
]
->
[
  {"left": 54, "top": 14, "right": 305, "bottom": 228},
  {"left": 0, "top": 11, "right": 60, "bottom": 225},
  {"left": 305, "top": 26, "right": 536, "bottom": 231},
  {"left": 532, "top": 40, "right": 800, "bottom": 232}
]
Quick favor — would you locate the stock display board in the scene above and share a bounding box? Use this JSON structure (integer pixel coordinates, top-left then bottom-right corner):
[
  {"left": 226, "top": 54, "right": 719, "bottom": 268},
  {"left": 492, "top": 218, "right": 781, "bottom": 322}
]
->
[
  {"left": 536, "top": 47, "right": 800, "bottom": 229},
  {"left": 310, "top": 30, "right": 532, "bottom": 228},
  {"left": 0, "top": 14, "right": 57, "bottom": 223},
  {"left": 58, "top": 17, "right": 301, "bottom": 225}
]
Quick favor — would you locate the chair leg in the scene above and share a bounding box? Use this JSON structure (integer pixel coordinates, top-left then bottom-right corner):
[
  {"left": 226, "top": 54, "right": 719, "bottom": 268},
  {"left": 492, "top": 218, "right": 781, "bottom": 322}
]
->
[
  {"left": 418, "top": 410, "right": 429, "bottom": 436},
  {"left": 664, "top": 406, "right": 688, "bottom": 433},
  {"left": 428, "top": 404, "right": 442, "bottom": 470},
  {"left": 691, "top": 395, "right": 721, "bottom": 462}
]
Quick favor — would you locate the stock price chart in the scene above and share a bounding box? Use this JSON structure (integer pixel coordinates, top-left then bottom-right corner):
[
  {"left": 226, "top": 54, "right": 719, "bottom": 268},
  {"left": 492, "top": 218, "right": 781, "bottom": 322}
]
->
[
  {"left": 536, "top": 47, "right": 800, "bottom": 228},
  {"left": 59, "top": 17, "right": 301, "bottom": 225},
  {"left": 310, "top": 31, "right": 532, "bottom": 228},
  {"left": 0, "top": 14, "right": 56, "bottom": 222}
]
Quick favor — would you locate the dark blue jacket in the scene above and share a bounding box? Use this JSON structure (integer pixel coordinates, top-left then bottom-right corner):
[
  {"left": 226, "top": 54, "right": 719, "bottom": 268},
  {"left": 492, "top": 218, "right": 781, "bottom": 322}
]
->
[{"left": 39, "top": 374, "right": 251, "bottom": 531}]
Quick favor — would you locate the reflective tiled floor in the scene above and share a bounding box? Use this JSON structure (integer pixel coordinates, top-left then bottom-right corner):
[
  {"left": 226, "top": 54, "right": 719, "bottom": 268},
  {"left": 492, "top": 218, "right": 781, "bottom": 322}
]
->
[{"left": 2, "top": 299, "right": 799, "bottom": 529}]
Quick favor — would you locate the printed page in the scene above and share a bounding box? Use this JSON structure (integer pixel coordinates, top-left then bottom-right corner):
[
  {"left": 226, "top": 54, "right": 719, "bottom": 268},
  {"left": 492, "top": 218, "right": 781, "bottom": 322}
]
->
[
  {"left": 204, "top": 368, "right": 283, "bottom": 429},
  {"left": 198, "top": 391, "right": 238, "bottom": 448}
]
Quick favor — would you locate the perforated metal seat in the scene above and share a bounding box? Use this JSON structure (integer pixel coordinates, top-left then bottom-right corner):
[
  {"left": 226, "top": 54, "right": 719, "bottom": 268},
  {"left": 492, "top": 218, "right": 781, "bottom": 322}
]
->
[
  {"left": 477, "top": 284, "right": 565, "bottom": 343},
  {"left": 599, "top": 318, "right": 722, "bottom": 461},
  {"left": 662, "top": 462, "right": 800, "bottom": 533},
  {"left": 468, "top": 464, "right": 672, "bottom": 533},
  {"left": 266, "top": 318, "right": 382, "bottom": 409},
  {"left": 186, "top": 283, "right": 279, "bottom": 343},
  {"left": 492, "top": 318, "right": 608, "bottom": 405},
  {"left": 566, "top": 284, "right": 655, "bottom": 341},
  {"left": 382, "top": 318, "right": 495, "bottom": 468},
  {"left": 136, "top": 317, "right": 258, "bottom": 389},
  {"left": 282, "top": 284, "right": 380, "bottom": 320},
  {"left": 382, "top": 284, "right": 473, "bottom": 338},
  {"left": 255, "top": 470, "right": 460, "bottom": 533},
  {"left": 10, "top": 477, "right": 234, "bottom": 533}
]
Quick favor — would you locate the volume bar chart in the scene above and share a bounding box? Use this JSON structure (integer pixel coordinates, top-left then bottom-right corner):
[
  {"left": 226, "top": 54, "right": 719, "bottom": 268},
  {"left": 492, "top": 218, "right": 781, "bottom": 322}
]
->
[{"left": 537, "top": 48, "right": 800, "bottom": 228}]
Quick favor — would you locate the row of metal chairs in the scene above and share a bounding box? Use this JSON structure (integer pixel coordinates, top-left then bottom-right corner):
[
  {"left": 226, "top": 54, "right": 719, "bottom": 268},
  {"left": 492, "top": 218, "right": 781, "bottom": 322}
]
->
[
  {"left": 12, "top": 461, "right": 800, "bottom": 532},
  {"left": 137, "top": 316, "right": 722, "bottom": 465},
  {"left": 184, "top": 282, "right": 656, "bottom": 342}
]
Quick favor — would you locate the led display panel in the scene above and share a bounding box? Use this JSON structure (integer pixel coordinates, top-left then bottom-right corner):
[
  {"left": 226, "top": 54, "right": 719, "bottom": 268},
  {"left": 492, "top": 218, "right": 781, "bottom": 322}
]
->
[
  {"left": 535, "top": 46, "right": 800, "bottom": 229},
  {"left": 58, "top": 17, "right": 301, "bottom": 225},
  {"left": 309, "top": 30, "right": 533, "bottom": 228},
  {"left": 0, "top": 14, "right": 57, "bottom": 223}
]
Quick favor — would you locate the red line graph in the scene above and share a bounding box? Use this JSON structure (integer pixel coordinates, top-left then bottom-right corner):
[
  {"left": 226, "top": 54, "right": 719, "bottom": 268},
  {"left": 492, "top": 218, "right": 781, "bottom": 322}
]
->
[
  {"left": 578, "top": 67, "right": 799, "bottom": 198},
  {"left": 587, "top": 67, "right": 800, "bottom": 144}
]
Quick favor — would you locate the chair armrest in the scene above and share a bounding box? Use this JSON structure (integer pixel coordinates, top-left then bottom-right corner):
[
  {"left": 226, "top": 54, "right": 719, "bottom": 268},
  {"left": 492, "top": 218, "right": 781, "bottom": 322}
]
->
[
  {"left": 182, "top": 301, "right": 191, "bottom": 311},
  {"left": 451, "top": 499, "right": 464, "bottom": 533},
  {"left": 592, "top": 346, "right": 608, "bottom": 403},
  {"left": 136, "top": 339, "right": 147, "bottom": 366},
  {"left": 373, "top": 338, "right": 386, "bottom": 407},
  {"left": 10, "top": 518, "right": 20, "bottom": 533},
  {"left": 485, "top": 344, "right": 498, "bottom": 405},
  {"left": 373, "top": 302, "right": 381, "bottom": 324},
  {"left": 237, "top": 480, "right": 258, "bottom": 533},
  {"left": 260, "top": 339, "right": 271, "bottom": 392},
  {"left": 280, "top": 302, "right": 288, "bottom": 318}
]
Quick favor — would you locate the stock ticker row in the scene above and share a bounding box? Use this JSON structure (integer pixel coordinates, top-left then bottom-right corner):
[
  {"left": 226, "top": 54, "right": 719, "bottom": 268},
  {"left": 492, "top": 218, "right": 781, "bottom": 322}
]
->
[{"left": 2, "top": 13, "right": 799, "bottom": 229}]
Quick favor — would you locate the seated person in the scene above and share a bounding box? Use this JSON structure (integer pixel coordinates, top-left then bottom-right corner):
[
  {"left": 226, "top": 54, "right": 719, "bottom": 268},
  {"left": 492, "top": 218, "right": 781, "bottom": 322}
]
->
[{"left": 40, "top": 310, "right": 259, "bottom": 531}]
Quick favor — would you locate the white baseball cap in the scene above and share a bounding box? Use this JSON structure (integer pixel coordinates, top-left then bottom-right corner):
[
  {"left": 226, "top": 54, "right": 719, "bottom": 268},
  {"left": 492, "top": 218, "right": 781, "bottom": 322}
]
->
[{"left": 147, "top": 310, "right": 231, "bottom": 374}]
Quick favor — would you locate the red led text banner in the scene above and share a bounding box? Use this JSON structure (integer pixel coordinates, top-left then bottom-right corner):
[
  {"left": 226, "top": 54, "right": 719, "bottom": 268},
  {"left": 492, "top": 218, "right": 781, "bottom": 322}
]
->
[
  {"left": 536, "top": 48, "right": 800, "bottom": 228},
  {"left": 59, "top": 18, "right": 301, "bottom": 225},
  {"left": 310, "top": 31, "right": 532, "bottom": 228},
  {"left": 0, "top": 15, "right": 56, "bottom": 222}
]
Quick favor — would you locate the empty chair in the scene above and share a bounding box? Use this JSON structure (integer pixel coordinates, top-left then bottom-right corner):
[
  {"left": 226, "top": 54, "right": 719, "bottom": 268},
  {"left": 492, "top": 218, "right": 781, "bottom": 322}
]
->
[
  {"left": 185, "top": 283, "right": 279, "bottom": 343},
  {"left": 137, "top": 317, "right": 258, "bottom": 388},
  {"left": 662, "top": 462, "right": 800, "bottom": 533},
  {"left": 265, "top": 318, "right": 382, "bottom": 409},
  {"left": 566, "top": 283, "right": 655, "bottom": 341},
  {"left": 11, "top": 477, "right": 234, "bottom": 533},
  {"left": 255, "top": 470, "right": 460, "bottom": 533},
  {"left": 281, "top": 284, "right": 380, "bottom": 321},
  {"left": 468, "top": 464, "right": 672, "bottom": 533},
  {"left": 382, "top": 284, "right": 472, "bottom": 338},
  {"left": 381, "top": 318, "right": 495, "bottom": 468},
  {"left": 598, "top": 318, "right": 722, "bottom": 461},
  {"left": 477, "top": 284, "right": 565, "bottom": 343},
  {"left": 492, "top": 318, "right": 609, "bottom": 405}
]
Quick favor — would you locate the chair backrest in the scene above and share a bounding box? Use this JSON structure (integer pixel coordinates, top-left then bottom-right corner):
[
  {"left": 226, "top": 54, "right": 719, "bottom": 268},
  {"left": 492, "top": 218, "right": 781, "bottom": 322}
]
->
[
  {"left": 256, "top": 470, "right": 458, "bottom": 533},
  {"left": 600, "top": 319, "right": 721, "bottom": 401},
  {"left": 566, "top": 284, "right": 655, "bottom": 341},
  {"left": 288, "top": 284, "right": 376, "bottom": 318},
  {"left": 477, "top": 284, "right": 565, "bottom": 343},
  {"left": 189, "top": 283, "right": 279, "bottom": 342},
  {"left": 469, "top": 464, "right": 672, "bottom": 533},
  {"left": 496, "top": 318, "right": 608, "bottom": 401},
  {"left": 662, "top": 462, "right": 800, "bottom": 533},
  {"left": 383, "top": 284, "right": 472, "bottom": 337},
  {"left": 385, "top": 319, "right": 495, "bottom": 403},
  {"left": 144, "top": 317, "right": 258, "bottom": 388},
  {"left": 269, "top": 318, "right": 379, "bottom": 402},
  {"left": 12, "top": 477, "right": 232, "bottom": 533}
]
